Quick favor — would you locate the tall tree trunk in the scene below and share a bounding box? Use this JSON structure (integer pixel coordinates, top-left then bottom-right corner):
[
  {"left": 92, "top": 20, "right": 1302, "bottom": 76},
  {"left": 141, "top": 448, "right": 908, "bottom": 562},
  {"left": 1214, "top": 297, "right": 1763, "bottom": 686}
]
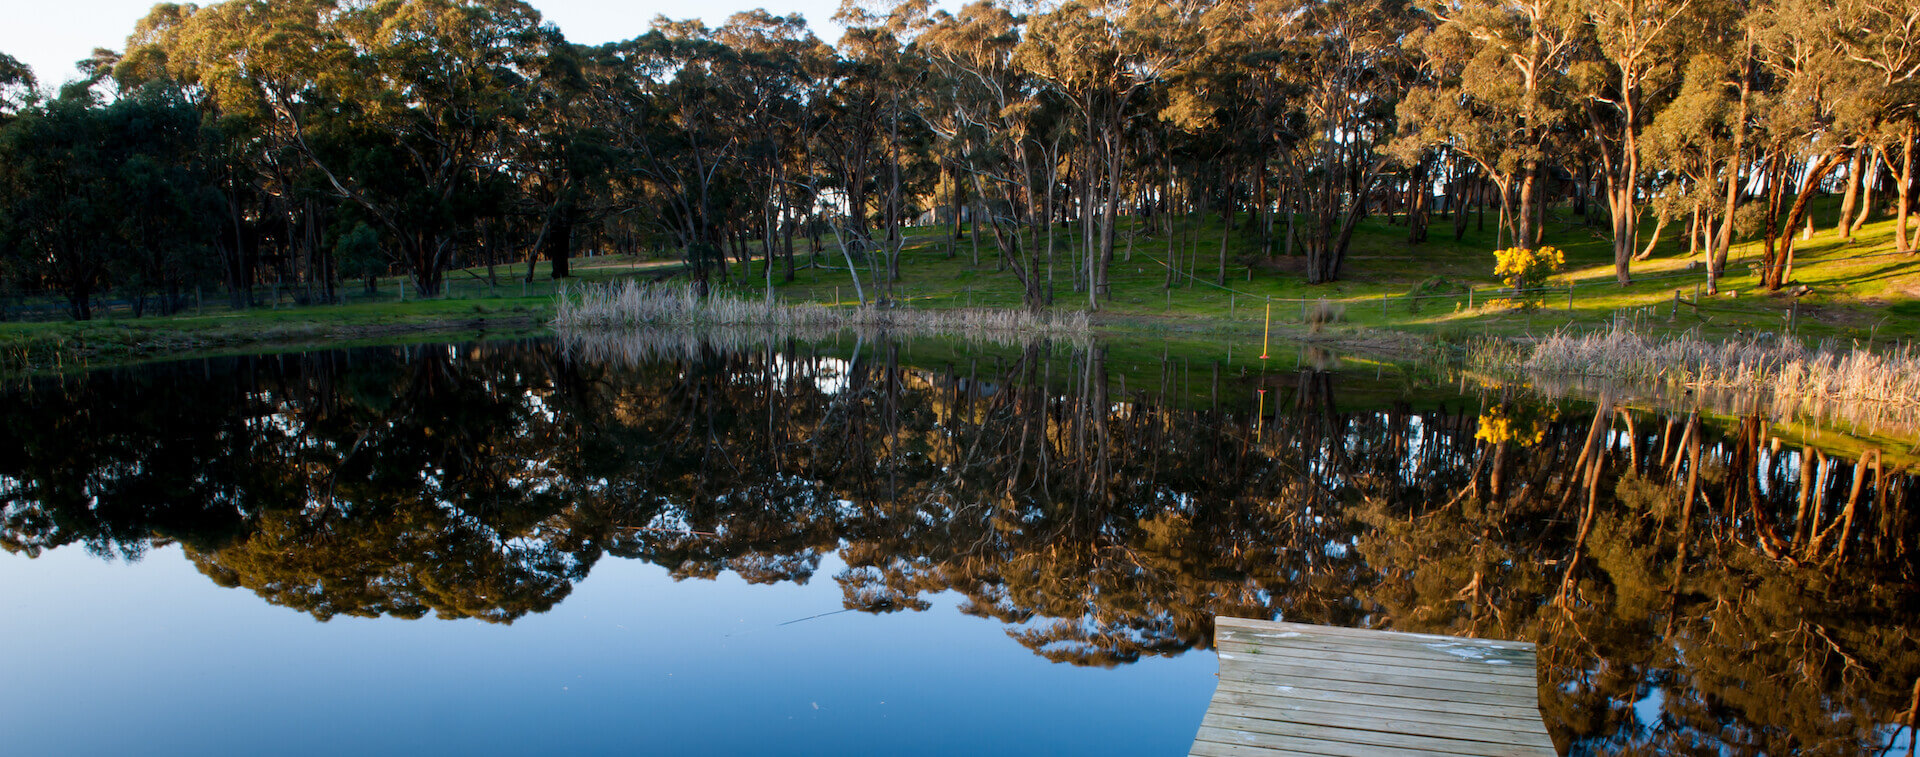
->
[
  {"left": 1218, "top": 162, "right": 1233, "bottom": 286},
  {"left": 1636, "top": 213, "right": 1669, "bottom": 260},
  {"left": 1757, "top": 151, "right": 1789, "bottom": 291},
  {"left": 886, "top": 93, "right": 903, "bottom": 288},
  {"left": 1766, "top": 148, "right": 1848, "bottom": 290},
  {"left": 1685, "top": 203, "right": 1700, "bottom": 258},
  {"left": 1452, "top": 160, "right": 1471, "bottom": 241},
  {"left": 1899, "top": 124, "right": 1915, "bottom": 253},
  {"left": 1254, "top": 156, "right": 1271, "bottom": 252},
  {"left": 1097, "top": 127, "right": 1122, "bottom": 304},
  {"left": 546, "top": 203, "right": 574, "bottom": 280},
  {"left": 1475, "top": 174, "right": 1487, "bottom": 231},
  {"left": 1608, "top": 179, "right": 1636, "bottom": 284},
  {"left": 1712, "top": 30, "right": 1756, "bottom": 294},
  {"left": 1836, "top": 144, "right": 1865, "bottom": 239},
  {"left": 1851, "top": 145, "right": 1884, "bottom": 238},
  {"left": 1517, "top": 160, "right": 1538, "bottom": 251}
]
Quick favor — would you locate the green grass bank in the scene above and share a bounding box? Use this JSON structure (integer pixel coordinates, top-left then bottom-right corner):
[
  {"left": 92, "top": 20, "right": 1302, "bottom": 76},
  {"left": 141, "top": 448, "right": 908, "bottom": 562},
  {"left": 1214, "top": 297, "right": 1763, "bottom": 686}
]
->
[{"left": 4, "top": 197, "right": 1917, "bottom": 373}]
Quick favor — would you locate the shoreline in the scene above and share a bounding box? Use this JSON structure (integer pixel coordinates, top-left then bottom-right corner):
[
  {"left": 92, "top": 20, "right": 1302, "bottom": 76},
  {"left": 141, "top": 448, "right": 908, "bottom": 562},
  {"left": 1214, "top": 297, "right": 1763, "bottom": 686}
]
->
[
  {"left": 1, "top": 301, "right": 1439, "bottom": 375},
  {"left": 1, "top": 287, "right": 1911, "bottom": 376}
]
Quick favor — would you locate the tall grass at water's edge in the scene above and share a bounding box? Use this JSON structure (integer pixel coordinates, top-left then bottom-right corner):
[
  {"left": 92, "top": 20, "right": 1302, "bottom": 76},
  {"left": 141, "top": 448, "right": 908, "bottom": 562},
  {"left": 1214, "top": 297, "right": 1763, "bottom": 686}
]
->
[
  {"left": 1470, "top": 324, "right": 1920, "bottom": 408},
  {"left": 552, "top": 280, "right": 1090, "bottom": 338}
]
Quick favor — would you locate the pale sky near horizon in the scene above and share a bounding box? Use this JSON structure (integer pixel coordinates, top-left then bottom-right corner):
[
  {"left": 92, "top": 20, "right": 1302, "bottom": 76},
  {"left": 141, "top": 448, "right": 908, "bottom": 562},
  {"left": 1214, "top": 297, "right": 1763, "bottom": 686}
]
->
[{"left": 0, "top": 0, "right": 853, "bottom": 89}]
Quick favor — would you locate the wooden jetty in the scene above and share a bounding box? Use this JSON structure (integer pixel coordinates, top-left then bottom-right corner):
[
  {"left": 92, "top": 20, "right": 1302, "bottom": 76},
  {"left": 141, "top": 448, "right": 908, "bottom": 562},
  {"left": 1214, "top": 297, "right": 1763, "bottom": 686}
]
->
[{"left": 1191, "top": 617, "right": 1557, "bottom": 757}]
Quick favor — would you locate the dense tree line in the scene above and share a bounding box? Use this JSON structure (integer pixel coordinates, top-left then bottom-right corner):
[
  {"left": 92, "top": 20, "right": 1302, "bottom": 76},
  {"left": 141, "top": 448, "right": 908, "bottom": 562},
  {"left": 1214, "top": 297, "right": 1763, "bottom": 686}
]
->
[{"left": 1, "top": 0, "right": 1916, "bottom": 318}]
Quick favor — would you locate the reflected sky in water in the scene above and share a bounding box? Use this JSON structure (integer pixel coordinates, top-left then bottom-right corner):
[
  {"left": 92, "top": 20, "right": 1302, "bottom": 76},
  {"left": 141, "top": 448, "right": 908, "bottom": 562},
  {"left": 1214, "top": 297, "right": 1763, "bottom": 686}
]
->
[{"left": 1, "top": 544, "right": 1211, "bottom": 755}]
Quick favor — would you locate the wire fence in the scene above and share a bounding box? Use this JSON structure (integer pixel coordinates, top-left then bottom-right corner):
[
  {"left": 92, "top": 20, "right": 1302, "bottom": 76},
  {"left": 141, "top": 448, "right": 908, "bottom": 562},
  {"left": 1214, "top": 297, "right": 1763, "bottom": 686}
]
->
[
  {"left": 4, "top": 245, "right": 1913, "bottom": 329},
  {"left": 773, "top": 242, "right": 1918, "bottom": 315},
  {"left": 0, "top": 273, "right": 581, "bottom": 323},
  {"left": 1081, "top": 246, "right": 1920, "bottom": 336},
  {"left": 1140, "top": 247, "right": 1920, "bottom": 306}
]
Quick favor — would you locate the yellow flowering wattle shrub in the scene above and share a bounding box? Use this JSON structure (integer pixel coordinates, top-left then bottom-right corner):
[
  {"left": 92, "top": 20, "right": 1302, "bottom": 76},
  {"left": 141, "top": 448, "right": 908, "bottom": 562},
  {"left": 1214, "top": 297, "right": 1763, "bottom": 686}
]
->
[
  {"left": 1490, "top": 245, "right": 1565, "bottom": 310},
  {"left": 1475, "top": 400, "right": 1558, "bottom": 446}
]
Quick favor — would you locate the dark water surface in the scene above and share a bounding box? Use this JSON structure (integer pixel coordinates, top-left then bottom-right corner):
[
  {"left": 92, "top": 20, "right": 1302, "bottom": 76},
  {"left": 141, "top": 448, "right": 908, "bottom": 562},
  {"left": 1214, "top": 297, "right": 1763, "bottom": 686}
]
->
[{"left": 1, "top": 335, "right": 1915, "bottom": 756}]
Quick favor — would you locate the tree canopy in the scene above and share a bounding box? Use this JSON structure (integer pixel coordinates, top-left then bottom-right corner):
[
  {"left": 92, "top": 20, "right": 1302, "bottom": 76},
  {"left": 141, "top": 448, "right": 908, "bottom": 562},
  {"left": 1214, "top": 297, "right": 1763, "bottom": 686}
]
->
[{"left": 1, "top": 0, "right": 1917, "bottom": 316}]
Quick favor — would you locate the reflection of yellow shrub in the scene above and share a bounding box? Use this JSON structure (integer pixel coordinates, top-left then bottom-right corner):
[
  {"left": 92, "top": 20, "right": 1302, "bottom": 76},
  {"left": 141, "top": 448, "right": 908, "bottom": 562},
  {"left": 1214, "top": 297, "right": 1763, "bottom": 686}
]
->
[
  {"left": 1490, "top": 246, "right": 1565, "bottom": 310},
  {"left": 1475, "top": 401, "right": 1558, "bottom": 446}
]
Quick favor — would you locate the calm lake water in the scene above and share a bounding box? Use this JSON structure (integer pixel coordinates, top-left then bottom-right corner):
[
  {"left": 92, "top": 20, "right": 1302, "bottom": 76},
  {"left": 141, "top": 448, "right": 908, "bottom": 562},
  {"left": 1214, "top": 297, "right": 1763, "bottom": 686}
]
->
[{"left": 2, "top": 334, "right": 1915, "bottom": 756}]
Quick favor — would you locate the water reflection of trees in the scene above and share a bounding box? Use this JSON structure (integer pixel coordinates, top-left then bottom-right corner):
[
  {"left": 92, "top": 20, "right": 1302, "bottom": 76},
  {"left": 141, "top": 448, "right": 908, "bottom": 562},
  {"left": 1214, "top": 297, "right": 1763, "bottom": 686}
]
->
[{"left": 1, "top": 338, "right": 1915, "bottom": 754}]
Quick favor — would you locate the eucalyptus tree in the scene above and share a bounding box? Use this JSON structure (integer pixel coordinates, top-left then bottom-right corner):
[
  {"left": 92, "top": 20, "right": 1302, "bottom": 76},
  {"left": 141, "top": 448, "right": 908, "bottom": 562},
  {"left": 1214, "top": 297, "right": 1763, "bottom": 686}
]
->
[
  {"left": 1577, "top": 0, "right": 1708, "bottom": 284},
  {"left": 1747, "top": 0, "right": 1859, "bottom": 291},
  {"left": 0, "top": 51, "right": 34, "bottom": 121},
  {"left": 0, "top": 94, "right": 118, "bottom": 319},
  {"left": 1829, "top": 0, "right": 1920, "bottom": 253},
  {"left": 809, "top": 14, "right": 911, "bottom": 299},
  {"left": 118, "top": 0, "right": 343, "bottom": 306},
  {"left": 918, "top": 1, "right": 1056, "bottom": 310},
  {"left": 714, "top": 11, "right": 822, "bottom": 287},
  {"left": 586, "top": 19, "right": 745, "bottom": 293},
  {"left": 1015, "top": 0, "right": 1185, "bottom": 305},
  {"left": 1640, "top": 52, "right": 1741, "bottom": 270},
  {"left": 0, "top": 84, "right": 216, "bottom": 319},
  {"left": 1399, "top": 0, "right": 1582, "bottom": 250},
  {"left": 512, "top": 36, "right": 605, "bottom": 282},
  {"left": 320, "top": 0, "right": 554, "bottom": 296},
  {"left": 1162, "top": 19, "right": 1290, "bottom": 274},
  {"left": 1166, "top": 0, "right": 1314, "bottom": 260},
  {"left": 105, "top": 85, "right": 225, "bottom": 315},
  {"left": 836, "top": 1, "right": 936, "bottom": 293},
  {"left": 1246, "top": 0, "right": 1426, "bottom": 284},
  {"left": 126, "top": 0, "right": 555, "bottom": 298}
]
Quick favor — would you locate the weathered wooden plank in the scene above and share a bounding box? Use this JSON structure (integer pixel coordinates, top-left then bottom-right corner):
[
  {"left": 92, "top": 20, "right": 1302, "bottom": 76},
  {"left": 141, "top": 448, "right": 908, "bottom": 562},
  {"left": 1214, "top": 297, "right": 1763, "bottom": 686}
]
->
[
  {"left": 1217, "top": 657, "right": 1542, "bottom": 702},
  {"left": 1217, "top": 631, "right": 1537, "bottom": 667},
  {"left": 1216, "top": 626, "right": 1536, "bottom": 662},
  {"left": 1215, "top": 667, "right": 1542, "bottom": 714},
  {"left": 1213, "top": 634, "right": 1543, "bottom": 672},
  {"left": 1217, "top": 618, "right": 1536, "bottom": 649},
  {"left": 1192, "top": 732, "right": 1416, "bottom": 757},
  {"left": 1199, "top": 713, "right": 1556, "bottom": 757},
  {"left": 1190, "top": 734, "right": 1363, "bottom": 757},
  {"left": 1191, "top": 617, "right": 1554, "bottom": 757},
  {"left": 1210, "top": 678, "right": 1546, "bottom": 723},
  {"left": 1208, "top": 690, "right": 1559, "bottom": 749},
  {"left": 1195, "top": 729, "right": 1440, "bottom": 757},
  {"left": 1217, "top": 641, "right": 1537, "bottom": 683},
  {"left": 1218, "top": 647, "right": 1537, "bottom": 689},
  {"left": 1216, "top": 633, "right": 1538, "bottom": 674}
]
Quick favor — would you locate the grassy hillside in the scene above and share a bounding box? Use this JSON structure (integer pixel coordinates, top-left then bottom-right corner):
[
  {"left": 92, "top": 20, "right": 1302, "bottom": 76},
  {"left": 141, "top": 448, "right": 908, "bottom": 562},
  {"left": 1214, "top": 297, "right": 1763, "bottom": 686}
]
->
[
  {"left": 3, "top": 196, "right": 1916, "bottom": 372},
  {"left": 742, "top": 197, "right": 1919, "bottom": 347}
]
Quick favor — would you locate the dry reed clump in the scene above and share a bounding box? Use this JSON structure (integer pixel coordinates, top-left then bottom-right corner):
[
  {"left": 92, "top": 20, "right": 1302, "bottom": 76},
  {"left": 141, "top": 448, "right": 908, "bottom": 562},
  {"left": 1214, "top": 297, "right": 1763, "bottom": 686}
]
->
[
  {"left": 1488, "top": 323, "right": 1920, "bottom": 408},
  {"left": 1306, "top": 299, "right": 1345, "bottom": 333},
  {"left": 557, "top": 327, "right": 803, "bottom": 367},
  {"left": 553, "top": 280, "right": 1090, "bottom": 339}
]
